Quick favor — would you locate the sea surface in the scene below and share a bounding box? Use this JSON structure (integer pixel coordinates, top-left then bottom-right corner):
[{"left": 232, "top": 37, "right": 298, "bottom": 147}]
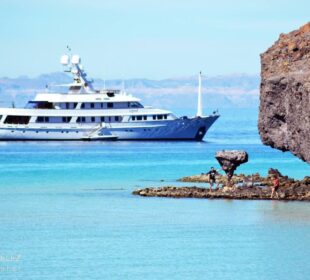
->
[{"left": 0, "top": 108, "right": 309, "bottom": 279}]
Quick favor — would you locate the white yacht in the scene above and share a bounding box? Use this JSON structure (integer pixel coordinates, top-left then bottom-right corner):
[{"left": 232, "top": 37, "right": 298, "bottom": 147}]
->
[{"left": 0, "top": 54, "right": 219, "bottom": 141}]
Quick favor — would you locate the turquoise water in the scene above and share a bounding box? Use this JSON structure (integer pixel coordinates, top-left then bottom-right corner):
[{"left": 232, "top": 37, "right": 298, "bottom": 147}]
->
[{"left": 0, "top": 109, "right": 309, "bottom": 279}]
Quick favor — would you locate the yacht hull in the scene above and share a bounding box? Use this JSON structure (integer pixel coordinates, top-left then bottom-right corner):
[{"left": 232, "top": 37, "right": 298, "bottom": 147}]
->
[
  {"left": 0, "top": 115, "right": 219, "bottom": 141},
  {"left": 109, "top": 115, "right": 219, "bottom": 141}
]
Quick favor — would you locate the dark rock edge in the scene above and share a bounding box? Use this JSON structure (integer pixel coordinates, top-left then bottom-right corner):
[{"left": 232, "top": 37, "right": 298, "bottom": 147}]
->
[{"left": 133, "top": 174, "right": 310, "bottom": 201}]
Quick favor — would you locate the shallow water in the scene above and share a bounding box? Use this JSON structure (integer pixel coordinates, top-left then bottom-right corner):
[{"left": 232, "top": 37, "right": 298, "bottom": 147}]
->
[{"left": 0, "top": 108, "right": 309, "bottom": 279}]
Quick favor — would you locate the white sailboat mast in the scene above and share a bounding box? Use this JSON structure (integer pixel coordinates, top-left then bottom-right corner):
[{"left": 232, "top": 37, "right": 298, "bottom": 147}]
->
[{"left": 196, "top": 71, "right": 203, "bottom": 117}]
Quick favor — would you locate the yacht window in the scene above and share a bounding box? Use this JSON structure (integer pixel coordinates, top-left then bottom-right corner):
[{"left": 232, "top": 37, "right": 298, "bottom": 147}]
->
[
  {"left": 107, "top": 102, "right": 114, "bottom": 108},
  {"left": 107, "top": 91, "right": 115, "bottom": 97},
  {"left": 157, "top": 115, "right": 163, "bottom": 120},
  {"left": 81, "top": 103, "right": 85, "bottom": 109},
  {"left": 81, "top": 117, "right": 86, "bottom": 122},
  {"left": 4, "top": 115, "right": 31, "bottom": 125},
  {"left": 132, "top": 116, "right": 136, "bottom": 121},
  {"left": 69, "top": 86, "right": 81, "bottom": 91},
  {"left": 164, "top": 115, "right": 168, "bottom": 120},
  {"left": 37, "top": 116, "right": 44, "bottom": 123},
  {"left": 76, "top": 117, "right": 80, "bottom": 122},
  {"left": 27, "top": 101, "right": 54, "bottom": 109},
  {"left": 90, "top": 103, "right": 94, "bottom": 109},
  {"left": 66, "top": 103, "right": 70, "bottom": 109},
  {"left": 108, "top": 117, "right": 111, "bottom": 122},
  {"left": 143, "top": 116, "right": 147, "bottom": 120},
  {"left": 101, "top": 103, "right": 104, "bottom": 109},
  {"left": 0, "top": 115, "right": 2, "bottom": 121},
  {"left": 73, "top": 103, "right": 78, "bottom": 109},
  {"left": 36, "top": 116, "right": 68, "bottom": 123},
  {"left": 129, "top": 102, "right": 143, "bottom": 108},
  {"left": 101, "top": 117, "right": 105, "bottom": 122},
  {"left": 137, "top": 116, "right": 142, "bottom": 121},
  {"left": 91, "top": 117, "right": 95, "bottom": 122},
  {"left": 115, "top": 116, "right": 119, "bottom": 122},
  {"left": 153, "top": 115, "right": 156, "bottom": 120},
  {"left": 26, "top": 102, "right": 37, "bottom": 109},
  {"left": 62, "top": 117, "right": 71, "bottom": 123}
]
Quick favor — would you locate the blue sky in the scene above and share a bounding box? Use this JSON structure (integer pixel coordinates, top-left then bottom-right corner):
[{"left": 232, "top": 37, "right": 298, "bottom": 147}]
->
[{"left": 0, "top": 0, "right": 309, "bottom": 79}]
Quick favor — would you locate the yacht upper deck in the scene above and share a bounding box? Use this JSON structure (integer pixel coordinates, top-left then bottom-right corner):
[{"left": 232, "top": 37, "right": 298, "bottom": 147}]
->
[{"left": 34, "top": 91, "right": 140, "bottom": 103}]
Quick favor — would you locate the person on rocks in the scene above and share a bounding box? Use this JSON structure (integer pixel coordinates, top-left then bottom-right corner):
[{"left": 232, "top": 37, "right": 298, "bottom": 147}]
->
[
  {"left": 227, "top": 173, "right": 233, "bottom": 188},
  {"left": 207, "top": 167, "right": 220, "bottom": 189},
  {"left": 271, "top": 175, "right": 280, "bottom": 199}
]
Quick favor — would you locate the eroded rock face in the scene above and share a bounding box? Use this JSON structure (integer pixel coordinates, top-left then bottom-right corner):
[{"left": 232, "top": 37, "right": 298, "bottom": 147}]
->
[
  {"left": 259, "top": 22, "right": 310, "bottom": 163},
  {"left": 215, "top": 150, "right": 248, "bottom": 177}
]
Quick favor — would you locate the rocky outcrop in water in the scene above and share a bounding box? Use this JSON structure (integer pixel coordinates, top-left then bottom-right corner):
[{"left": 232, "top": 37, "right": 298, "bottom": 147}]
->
[
  {"left": 180, "top": 168, "right": 288, "bottom": 186},
  {"left": 259, "top": 22, "right": 310, "bottom": 163},
  {"left": 133, "top": 175, "right": 310, "bottom": 201},
  {"left": 215, "top": 150, "right": 248, "bottom": 178},
  {"left": 180, "top": 172, "right": 265, "bottom": 186}
]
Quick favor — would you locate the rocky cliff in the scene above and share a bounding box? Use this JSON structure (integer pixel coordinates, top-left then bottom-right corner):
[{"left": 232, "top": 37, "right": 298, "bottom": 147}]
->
[{"left": 259, "top": 22, "right": 310, "bottom": 163}]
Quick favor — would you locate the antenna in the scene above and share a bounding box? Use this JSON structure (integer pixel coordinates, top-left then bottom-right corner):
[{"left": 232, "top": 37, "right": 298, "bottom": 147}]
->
[
  {"left": 196, "top": 71, "right": 203, "bottom": 117},
  {"left": 60, "top": 47, "right": 95, "bottom": 93},
  {"left": 122, "top": 79, "right": 125, "bottom": 92},
  {"left": 102, "top": 67, "right": 106, "bottom": 89}
]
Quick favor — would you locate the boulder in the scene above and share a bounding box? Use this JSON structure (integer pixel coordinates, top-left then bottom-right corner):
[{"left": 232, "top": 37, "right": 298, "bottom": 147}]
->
[
  {"left": 268, "top": 168, "right": 283, "bottom": 177},
  {"left": 215, "top": 150, "right": 249, "bottom": 177}
]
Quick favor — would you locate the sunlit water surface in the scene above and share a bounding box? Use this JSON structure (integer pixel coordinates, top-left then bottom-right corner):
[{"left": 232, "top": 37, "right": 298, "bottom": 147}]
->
[{"left": 0, "top": 108, "right": 309, "bottom": 279}]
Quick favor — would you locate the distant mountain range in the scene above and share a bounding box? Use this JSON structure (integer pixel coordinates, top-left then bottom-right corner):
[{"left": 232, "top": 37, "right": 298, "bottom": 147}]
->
[{"left": 0, "top": 72, "right": 260, "bottom": 109}]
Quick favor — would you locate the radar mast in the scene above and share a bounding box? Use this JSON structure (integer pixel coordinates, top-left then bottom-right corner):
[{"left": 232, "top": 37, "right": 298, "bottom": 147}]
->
[{"left": 60, "top": 49, "right": 95, "bottom": 93}]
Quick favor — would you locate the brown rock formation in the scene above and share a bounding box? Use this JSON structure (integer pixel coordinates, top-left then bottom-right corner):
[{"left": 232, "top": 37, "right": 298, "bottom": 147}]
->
[
  {"left": 133, "top": 175, "right": 310, "bottom": 201},
  {"left": 215, "top": 150, "right": 248, "bottom": 177},
  {"left": 259, "top": 22, "right": 310, "bottom": 163},
  {"left": 179, "top": 168, "right": 288, "bottom": 187},
  {"left": 180, "top": 172, "right": 267, "bottom": 187}
]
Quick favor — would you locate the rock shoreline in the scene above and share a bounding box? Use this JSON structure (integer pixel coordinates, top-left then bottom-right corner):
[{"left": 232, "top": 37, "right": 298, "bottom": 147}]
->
[{"left": 133, "top": 173, "right": 310, "bottom": 201}]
